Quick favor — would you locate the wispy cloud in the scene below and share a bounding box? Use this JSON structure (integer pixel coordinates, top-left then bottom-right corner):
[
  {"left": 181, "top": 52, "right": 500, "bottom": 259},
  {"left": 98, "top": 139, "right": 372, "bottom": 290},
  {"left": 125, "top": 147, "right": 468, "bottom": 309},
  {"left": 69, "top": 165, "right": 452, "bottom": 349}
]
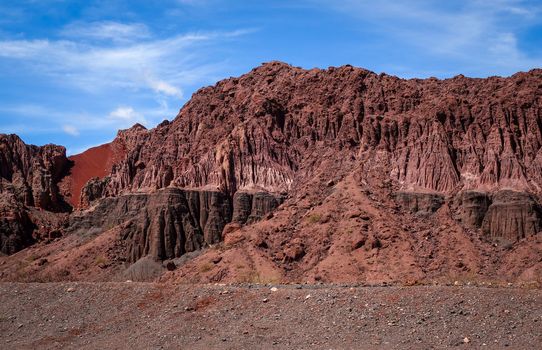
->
[
  {"left": 146, "top": 75, "right": 183, "bottom": 98},
  {"left": 108, "top": 106, "right": 147, "bottom": 124},
  {"left": 62, "top": 125, "right": 80, "bottom": 136},
  {"left": 0, "top": 102, "right": 172, "bottom": 138},
  {"left": 0, "top": 28, "right": 244, "bottom": 94},
  {"left": 314, "top": 0, "right": 542, "bottom": 76},
  {"left": 0, "top": 21, "right": 252, "bottom": 147},
  {"left": 60, "top": 21, "right": 151, "bottom": 43}
]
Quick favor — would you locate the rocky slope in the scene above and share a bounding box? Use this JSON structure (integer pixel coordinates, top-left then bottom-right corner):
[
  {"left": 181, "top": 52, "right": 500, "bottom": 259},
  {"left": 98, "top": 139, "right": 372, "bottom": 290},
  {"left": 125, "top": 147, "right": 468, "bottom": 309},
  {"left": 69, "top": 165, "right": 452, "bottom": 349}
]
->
[{"left": 1, "top": 61, "right": 541, "bottom": 285}]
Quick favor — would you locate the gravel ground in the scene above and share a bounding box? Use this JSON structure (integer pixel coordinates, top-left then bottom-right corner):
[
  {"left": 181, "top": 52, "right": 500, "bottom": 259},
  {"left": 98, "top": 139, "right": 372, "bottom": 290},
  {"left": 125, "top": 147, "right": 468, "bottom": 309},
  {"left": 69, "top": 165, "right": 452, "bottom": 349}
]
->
[{"left": 0, "top": 283, "right": 540, "bottom": 349}]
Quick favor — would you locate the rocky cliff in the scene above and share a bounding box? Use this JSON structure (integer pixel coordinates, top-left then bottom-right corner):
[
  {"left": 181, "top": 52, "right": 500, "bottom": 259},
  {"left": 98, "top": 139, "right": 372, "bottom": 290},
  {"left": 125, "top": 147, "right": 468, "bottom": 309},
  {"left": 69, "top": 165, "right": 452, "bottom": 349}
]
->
[
  {"left": 0, "top": 134, "right": 70, "bottom": 212},
  {"left": 0, "top": 134, "right": 72, "bottom": 254},
  {"left": 69, "top": 188, "right": 230, "bottom": 262},
  {"left": 0, "top": 192, "right": 34, "bottom": 255},
  {"left": 99, "top": 63, "right": 542, "bottom": 196},
  {"left": 92, "top": 62, "right": 542, "bottom": 242},
  {"left": 1, "top": 62, "right": 542, "bottom": 284}
]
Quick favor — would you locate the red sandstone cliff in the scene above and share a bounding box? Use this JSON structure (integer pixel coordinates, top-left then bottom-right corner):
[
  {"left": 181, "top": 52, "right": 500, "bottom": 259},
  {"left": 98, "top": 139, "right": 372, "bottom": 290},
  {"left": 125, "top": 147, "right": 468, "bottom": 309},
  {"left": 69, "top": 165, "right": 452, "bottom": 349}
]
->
[
  {"left": 1, "top": 62, "right": 541, "bottom": 284},
  {"left": 96, "top": 62, "right": 542, "bottom": 198}
]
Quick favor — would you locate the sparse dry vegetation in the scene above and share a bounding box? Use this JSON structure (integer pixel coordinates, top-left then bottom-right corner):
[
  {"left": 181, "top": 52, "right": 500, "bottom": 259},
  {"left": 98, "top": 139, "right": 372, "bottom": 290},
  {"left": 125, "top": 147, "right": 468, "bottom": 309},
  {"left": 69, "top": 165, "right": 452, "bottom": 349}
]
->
[{"left": 307, "top": 213, "right": 322, "bottom": 224}]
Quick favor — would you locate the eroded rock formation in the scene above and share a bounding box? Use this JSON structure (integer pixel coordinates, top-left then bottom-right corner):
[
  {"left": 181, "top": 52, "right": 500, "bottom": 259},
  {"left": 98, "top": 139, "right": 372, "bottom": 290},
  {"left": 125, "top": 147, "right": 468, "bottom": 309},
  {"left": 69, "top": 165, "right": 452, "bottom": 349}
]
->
[
  {"left": 453, "top": 190, "right": 542, "bottom": 241},
  {"left": 69, "top": 188, "right": 230, "bottom": 262},
  {"left": 2, "top": 62, "right": 542, "bottom": 284},
  {"left": 0, "top": 134, "right": 71, "bottom": 254},
  {"left": 79, "top": 177, "right": 110, "bottom": 208},
  {"left": 0, "top": 193, "right": 34, "bottom": 255},
  {"left": 482, "top": 191, "right": 542, "bottom": 241},
  {"left": 0, "top": 134, "right": 70, "bottom": 212},
  {"left": 85, "top": 63, "right": 542, "bottom": 200},
  {"left": 70, "top": 62, "right": 542, "bottom": 246},
  {"left": 395, "top": 191, "right": 444, "bottom": 215},
  {"left": 456, "top": 191, "right": 491, "bottom": 228},
  {"left": 232, "top": 191, "right": 284, "bottom": 224},
  {"left": 65, "top": 186, "right": 282, "bottom": 263}
]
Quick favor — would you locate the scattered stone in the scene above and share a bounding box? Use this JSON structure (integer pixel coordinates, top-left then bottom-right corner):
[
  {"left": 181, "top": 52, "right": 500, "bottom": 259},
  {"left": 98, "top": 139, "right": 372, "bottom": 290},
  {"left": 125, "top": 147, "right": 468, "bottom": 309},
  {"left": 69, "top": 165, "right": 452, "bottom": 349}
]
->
[
  {"left": 351, "top": 239, "right": 366, "bottom": 250},
  {"left": 166, "top": 261, "right": 177, "bottom": 271},
  {"left": 256, "top": 239, "right": 269, "bottom": 249}
]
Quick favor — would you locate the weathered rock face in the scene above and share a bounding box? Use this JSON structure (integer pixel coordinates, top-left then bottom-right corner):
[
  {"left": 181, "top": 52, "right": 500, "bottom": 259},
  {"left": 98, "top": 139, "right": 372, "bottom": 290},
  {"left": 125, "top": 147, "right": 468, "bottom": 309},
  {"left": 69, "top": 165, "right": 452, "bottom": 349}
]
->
[
  {"left": 68, "top": 188, "right": 233, "bottom": 262},
  {"left": 0, "top": 134, "right": 71, "bottom": 254},
  {"left": 482, "top": 191, "right": 541, "bottom": 242},
  {"left": 395, "top": 191, "right": 444, "bottom": 215},
  {"left": 0, "top": 193, "right": 34, "bottom": 255},
  {"left": 79, "top": 177, "right": 109, "bottom": 208},
  {"left": 232, "top": 191, "right": 284, "bottom": 224},
  {"left": 3, "top": 62, "right": 542, "bottom": 284},
  {"left": 86, "top": 63, "right": 542, "bottom": 200},
  {"left": 456, "top": 191, "right": 491, "bottom": 228},
  {"left": 65, "top": 63, "right": 542, "bottom": 252},
  {"left": 0, "top": 134, "right": 70, "bottom": 212},
  {"left": 67, "top": 187, "right": 287, "bottom": 262},
  {"left": 394, "top": 189, "right": 542, "bottom": 242},
  {"left": 454, "top": 190, "right": 541, "bottom": 241}
]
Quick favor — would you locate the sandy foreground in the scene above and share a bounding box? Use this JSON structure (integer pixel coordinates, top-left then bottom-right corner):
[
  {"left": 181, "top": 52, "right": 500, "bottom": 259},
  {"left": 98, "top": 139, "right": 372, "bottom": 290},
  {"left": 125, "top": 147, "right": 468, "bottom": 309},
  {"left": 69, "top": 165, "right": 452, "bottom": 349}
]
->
[{"left": 0, "top": 283, "right": 540, "bottom": 349}]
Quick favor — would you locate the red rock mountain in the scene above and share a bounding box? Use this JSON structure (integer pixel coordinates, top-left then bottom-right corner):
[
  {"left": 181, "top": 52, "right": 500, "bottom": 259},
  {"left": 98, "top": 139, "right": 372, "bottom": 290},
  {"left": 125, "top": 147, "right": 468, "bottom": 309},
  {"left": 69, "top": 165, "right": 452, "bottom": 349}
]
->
[{"left": 1, "top": 62, "right": 541, "bottom": 285}]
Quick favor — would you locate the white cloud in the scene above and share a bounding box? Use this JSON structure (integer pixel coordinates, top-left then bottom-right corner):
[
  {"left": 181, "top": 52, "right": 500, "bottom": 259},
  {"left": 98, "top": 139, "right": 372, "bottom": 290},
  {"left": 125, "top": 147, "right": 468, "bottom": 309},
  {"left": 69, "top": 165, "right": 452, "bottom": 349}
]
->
[
  {"left": 0, "top": 24, "right": 249, "bottom": 98},
  {"left": 147, "top": 77, "right": 183, "bottom": 98},
  {"left": 315, "top": 0, "right": 542, "bottom": 76},
  {"left": 60, "top": 21, "right": 150, "bottom": 42},
  {"left": 0, "top": 20, "right": 252, "bottom": 153},
  {"left": 0, "top": 103, "right": 173, "bottom": 137},
  {"left": 108, "top": 106, "right": 146, "bottom": 123},
  {"left": 62, "top": 125, "right": 79, "bottom": 136}
]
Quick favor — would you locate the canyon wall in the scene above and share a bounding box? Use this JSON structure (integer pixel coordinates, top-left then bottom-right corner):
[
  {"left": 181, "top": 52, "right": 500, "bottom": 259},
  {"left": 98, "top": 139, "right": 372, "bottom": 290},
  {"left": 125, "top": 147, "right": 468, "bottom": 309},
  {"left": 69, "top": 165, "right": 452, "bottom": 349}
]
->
[
  {"left": 0, "top": 134, "right": 70, "bottom": 212},
  {"left": 68, "top": 188, "right": 281, "bottom": 262},
  {"left": 97, "top": 63, "right": 542, "bottom": 200},
  {"left": 0, "top": 134, "right": 71, "bottom": 254},
  {"left": 1, "top": 62, "right": 542, "bottom": 274},
  {"left": 90, "top": 62, "right": 542, "bottom": 243}
]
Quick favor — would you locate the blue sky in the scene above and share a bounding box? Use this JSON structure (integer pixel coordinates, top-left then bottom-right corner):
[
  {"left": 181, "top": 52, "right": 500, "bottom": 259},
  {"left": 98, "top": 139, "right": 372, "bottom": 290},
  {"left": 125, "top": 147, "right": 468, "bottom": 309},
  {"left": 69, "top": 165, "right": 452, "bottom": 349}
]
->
[{"left": 0, "top": 0, "right": 541, "bottom": 154}]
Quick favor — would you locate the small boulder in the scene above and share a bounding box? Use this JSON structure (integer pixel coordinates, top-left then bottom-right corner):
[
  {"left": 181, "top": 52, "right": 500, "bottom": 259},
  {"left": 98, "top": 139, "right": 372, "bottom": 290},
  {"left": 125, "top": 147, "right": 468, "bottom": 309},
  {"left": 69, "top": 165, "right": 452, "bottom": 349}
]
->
[{"left": 166, "top": 261, "right": 177, "bottom": 271}]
